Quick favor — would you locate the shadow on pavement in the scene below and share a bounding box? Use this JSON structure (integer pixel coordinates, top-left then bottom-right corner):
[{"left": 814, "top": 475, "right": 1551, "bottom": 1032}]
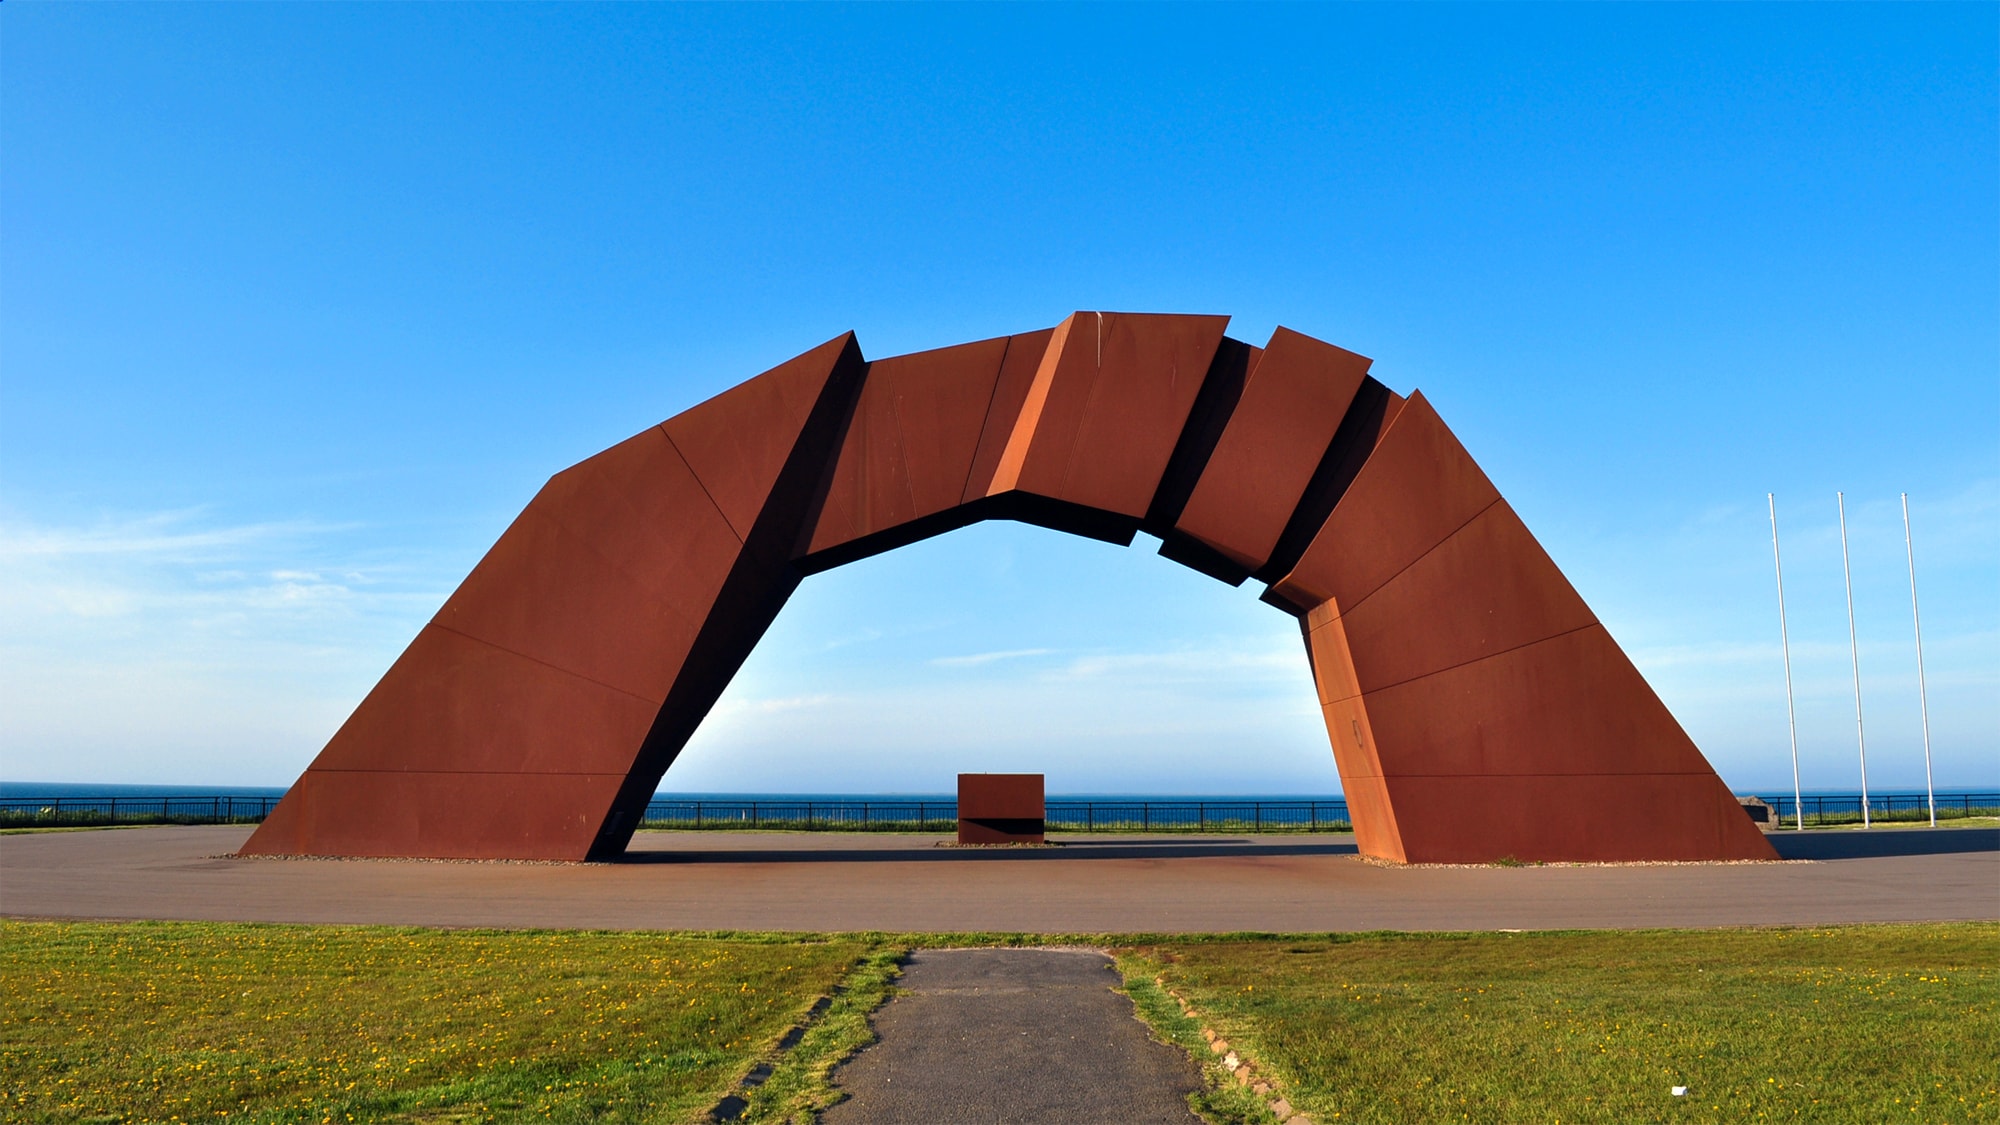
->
[
  {"left": 616, "top": 837, "right": 1362, "bottom": 865},
  {"left": 618, "top": 829, "right": 2000, "bottom": 865},
  {"left": 1770, "top": 826, "right": 1999, "bottom": 861}
]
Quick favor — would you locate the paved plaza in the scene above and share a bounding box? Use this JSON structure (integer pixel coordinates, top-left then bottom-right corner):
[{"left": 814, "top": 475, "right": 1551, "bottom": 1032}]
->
[{"left": 2, "top": 825, "right": 1994, "bottom": 932}]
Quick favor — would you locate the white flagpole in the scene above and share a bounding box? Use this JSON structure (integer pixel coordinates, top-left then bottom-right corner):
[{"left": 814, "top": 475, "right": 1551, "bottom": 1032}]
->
[
  {"left": 1769, "top": 494, "right": 1804, "bottom": 830},
  {"left": 1902, "top": 493, "right": 1936, "bottom": 827},
  {"left": 1838, "top": 492, "right": 1871, "bottom": 828}
]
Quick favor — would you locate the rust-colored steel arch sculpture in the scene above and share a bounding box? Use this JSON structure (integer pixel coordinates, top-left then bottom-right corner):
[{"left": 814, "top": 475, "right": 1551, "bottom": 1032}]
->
[{"left": 241, "top": 314, "right": 1776, "bottom": 865}]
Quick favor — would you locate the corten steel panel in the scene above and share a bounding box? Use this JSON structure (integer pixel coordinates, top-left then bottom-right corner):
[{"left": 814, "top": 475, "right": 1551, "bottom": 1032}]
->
[
  {"left": 1329, "top": 761, "right": 1404, "bottom": 862},
  {"left": 591, "top": 338, "right": 871, "bottom": 857},
  {"left": 1253, "top": 378, "right": 1407, "bottom": 596},
  {"left": 958, "top": 773, "right": 1046, "bottom": 819},
  {"left": 803, "top": 359, "right": 914, "bottom": 555},
  {"left": 986, "top": 312, "right": 1231, "bottom": 518},
  {"left": 1305, "top": 613, "right": 1378, "bottom": 776},
  {"left": 1376, "top": 773, "right": 1774, "bottom": 864},
  {"left": 432, "top": 509, "right": 707, "bottom": 704},
  {"left": 1356, "top": 626, "right": 1729, "bottom": 780},
  {"left": 240, "top": 770, "right": 629, "bottom": 861},
  {"left": 893, "top": 337, "right": 1018, "bottom": 518},
  {"left": 1303, "top": 604, "right": 1403, "bottom": 861},
  {"left": 242, "top": 334, "right": 863, "bottom": 862},
  {"left": 1304, "top": 601, "right": 1358, "bottom": 707},
  {"left": 533, "top": 427, "right": 751, "bottom": 622},
  {"left": 962, "top": 329, "right": 1058, "bottom": 501},
  {"left": 588, "top": 558, "right": 810, "bottom": 859},
  {"left": 430, "top": 425, "right": 750, "bottom": 706},
  {"left": 428, "top": 423, "right": 772, "bottom": 704},
  {"left": 958, "top": 773, "right": 1046, "bottom": 845},
  {"left": 1141, "top": 336, "right": 1260, "bottom": 542},
  {"left": 247, "top": 313, "right": 1769, "bottom": 866},
  {"left": 1171, "top": 328, "right": 1373, "bottom": 578},
  {"left": 1290, "top": 393, "right": 1773, "bottom": 863},
  {"left": 664, "top": 333, "right": 861, "bottom": 544},
  {"left": 804, "top": 336, "right": 1015, "bottom": 559},
  {"left": 985, "top": 315, "right": 1077, "bottom": 497},
  {"left": 1269, "top": 391, "right": 1497, "bottom": 612},
  {"left": 1332, "top": 501, "right": 1599, "bottom": 696},
  {"left": 534, "top": 430, "right": 776, "bottom": 656},
  {"left": 290, "top": 625, "right": 667, "bottom": 776}
]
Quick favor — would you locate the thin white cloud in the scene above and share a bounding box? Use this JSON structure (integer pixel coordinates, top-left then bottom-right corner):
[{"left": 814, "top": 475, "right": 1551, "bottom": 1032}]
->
[
  {"left": 819, "top": 628, "right": 883, "bottom": 651},
  {"left": 930, "top": 647, "right": 1054, "bottom": 667},
  {"left": 755, "top": 693, "right": 835, "bottom": 713},
  {"left": 1044, "top": 642, "right": 1302, "bottom": 682},
  {"left": 0, "top": 509, "right": 442, "bottom": 621},
  {"left": 0, "top": 510, "right": 348, "bottom": 560},
  {"left": 0, "top": 506, "right": 453, "bottom": 781}
]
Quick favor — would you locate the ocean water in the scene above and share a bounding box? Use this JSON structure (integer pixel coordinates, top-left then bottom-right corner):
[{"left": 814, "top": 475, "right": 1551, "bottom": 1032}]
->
[
  {"left": 0, "top": 783, "right": 1346, "bottom": 803},
  {"left": 0, "top": 782, "right": 289, "bottom": 800},
  {"left": 2, "top": 782, "right": 1988, "bottom": 802}
]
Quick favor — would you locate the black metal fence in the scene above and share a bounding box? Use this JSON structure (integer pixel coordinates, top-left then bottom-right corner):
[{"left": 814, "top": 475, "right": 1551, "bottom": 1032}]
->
[
  {"left": 1050, "top": 799, "right": 1352, "bottom": 833},
  {"left": 0, "top": 795, "right": 280, "bottom": 829},
  {"left": 0, "top": 795, "right": 1355, "bottom": 833},
  {"left": 635, "top": 798, "right": 1354, "bottom": 833},
  {"left": 1757, "top": 792, "right": 2000, "bottom": 826},
  {"left": 4, "top": 792, "right": 1995, "bottom": 833}
]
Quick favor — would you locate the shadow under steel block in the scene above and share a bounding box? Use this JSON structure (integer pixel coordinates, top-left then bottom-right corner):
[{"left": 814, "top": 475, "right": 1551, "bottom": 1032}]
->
[
  {"left": 958, "top": 773, "right": 1047, "bottom": 845},
  {"left": 241, "top": 312, "right": 1776, "bottom": 864}
]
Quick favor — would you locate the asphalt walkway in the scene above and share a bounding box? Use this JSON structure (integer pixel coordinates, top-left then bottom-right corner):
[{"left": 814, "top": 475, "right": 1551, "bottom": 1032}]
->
[{"left": 820, "top": 948, "right": 1200, "bottom": 1125}]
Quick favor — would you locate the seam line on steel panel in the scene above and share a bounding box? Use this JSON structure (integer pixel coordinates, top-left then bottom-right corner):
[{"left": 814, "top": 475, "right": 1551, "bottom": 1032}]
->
[
  {"left": 428, "top": 623, "right": 665, "bottom": 707},
  {"left": 1056, "top": 312, "right": 1109, "bottom": 497},
  {"left": 959, "top": 336, "right": 1019, "bottom": 503},
  {"left": 989, "top": 317, "right": 1074, "bottom": 494},
  {"left": 657, "top": 426, "right": 748, "bottom": 548},
  {"left": 1323, "top": 495, "right": 1504, "bottom": 617},
  {"left": 303, "top": 768, "right": 633, "bottom": 777},
  {"left": 1341, "top": 770, "right": 1725, "bottom": 780},
  {"left": 1322, "top": 621, "right": 1604, "bottom": 704},
  {"left": 883, "top": 363, "right": 920, "bottom": 521},
  {"left": 1375, "top": 771, "right": 1728, "bottom": 779},
  {"left": 508, "top": 498, "right": 710, "bottom": 646}
]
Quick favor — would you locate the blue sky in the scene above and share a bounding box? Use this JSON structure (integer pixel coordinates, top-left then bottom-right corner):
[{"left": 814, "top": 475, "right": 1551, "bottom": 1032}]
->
[{"left": 3, "top": 4, "right": 1994, "bottom": 795}]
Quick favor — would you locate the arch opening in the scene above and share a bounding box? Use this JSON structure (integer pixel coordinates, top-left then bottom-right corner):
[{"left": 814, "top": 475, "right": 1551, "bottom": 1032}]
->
[
  {"left": 661, "top": 520, "right": 1336, "bottom": 799},
  {"left": 240, "top": 313, "right": 1776, "bottom": 865}
]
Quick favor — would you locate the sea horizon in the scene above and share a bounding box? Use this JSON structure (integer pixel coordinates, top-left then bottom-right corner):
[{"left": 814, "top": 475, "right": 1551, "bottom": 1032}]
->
[{"left": 4, "top": 781, "right": 1994, "bottom": 801}]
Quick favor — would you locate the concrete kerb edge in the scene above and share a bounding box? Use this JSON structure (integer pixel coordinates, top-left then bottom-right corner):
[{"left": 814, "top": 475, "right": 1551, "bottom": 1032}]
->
[{"left": 1160, "top": 979, "right": 1313, "bottom": 1125}]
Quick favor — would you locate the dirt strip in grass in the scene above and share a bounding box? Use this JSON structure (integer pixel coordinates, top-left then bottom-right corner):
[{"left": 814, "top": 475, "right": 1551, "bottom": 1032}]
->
[{"left": 1115, "top": 923, "right": 2000, "bottom": 1125}]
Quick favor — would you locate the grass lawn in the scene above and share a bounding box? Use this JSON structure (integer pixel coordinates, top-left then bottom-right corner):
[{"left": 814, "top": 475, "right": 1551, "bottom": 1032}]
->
[
  {"left": 1116, "top": 924, "right": 2000, "bottom": 1124},
  {"left": 5, "top": 921, "right": 1995, "bottom": 1124},
  {"left": 0, "top": 921, "right": 868, "bottom": 1124}
]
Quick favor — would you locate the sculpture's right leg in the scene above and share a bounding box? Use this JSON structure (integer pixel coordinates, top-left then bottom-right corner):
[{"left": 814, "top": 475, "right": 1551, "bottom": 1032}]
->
[
  {"left": 1275, "top": 395, "right": 1777, "bottom": 864},
  {"left": 239, "top": 334, "right": 867, "bottom": 860}
]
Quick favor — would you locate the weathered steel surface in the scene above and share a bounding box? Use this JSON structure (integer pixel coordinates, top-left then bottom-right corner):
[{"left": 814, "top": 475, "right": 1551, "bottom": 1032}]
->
[
  {"left": 242, "top": 313, "right": 1775, "bottom": 864},
  {"left": 957, "top": 773, "right": 1047, "bottom": 845},
  {"left": 1166, "top": 327, "right": 1369, "bottom": 583}
]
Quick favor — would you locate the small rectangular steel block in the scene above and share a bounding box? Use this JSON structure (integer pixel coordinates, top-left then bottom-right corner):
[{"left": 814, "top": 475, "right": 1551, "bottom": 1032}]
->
[{"left": 958, "top": 773, "right": 1045, "bottom": 844}]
